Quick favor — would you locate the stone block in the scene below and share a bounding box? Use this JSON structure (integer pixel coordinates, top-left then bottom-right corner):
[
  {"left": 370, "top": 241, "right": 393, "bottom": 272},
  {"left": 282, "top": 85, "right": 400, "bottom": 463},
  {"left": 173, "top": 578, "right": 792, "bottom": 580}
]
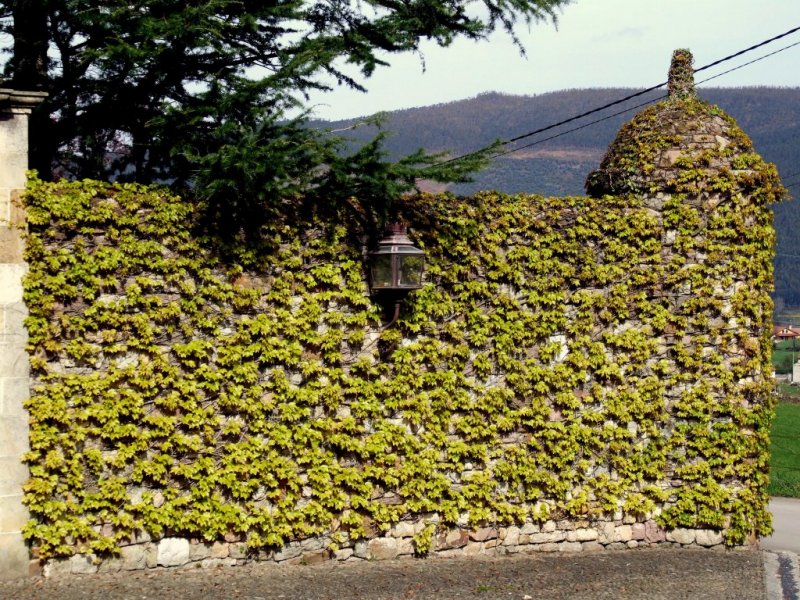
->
[
  {"left": 501, "top": 526, "right": 520, "bottom": 546},
  {"left": 0, "top": 531, "right": 30, "bottom": 579},
  {"left": 0, "top": 377, "right": 30, "bottom": 417},
  {"left": 631, "top": 522, "right": 646, "bottom": 541},
  {"left": 462, "top": 542, "right": 484, "bottom": 557},
  {"left": 597, "top": 521, "right": 616, "bottom": 544},
  {"left": 334, "top": 548, "right": 353, "bottom": 561},
  {"left": 438, "top": 528, "right": 468, "bottom": 550},
  {"left": 157, "top": 537, "right": 190, "bottom": 567},
  {"left": 300, "top": 537, "right": 324, "bottom": 552},
  {"left": 70, "top": 554, "right": 98, "bottom": 574},
  {"left": 0, "top": 493, "right": 28, "bottom": 532},
  {"left": 97, "top": 558, "right": 123, "bottom": 573},
  {"left": 0, "top": 114, "right": 31, "bottom": 152},
  {"left": 0, "top": 344, "right": 29, "bottom": 378},
  {"left": 695, "top": 529, "right": 723, "bottom": 547},
  {"left": 470, "top": 527, "right": 498, "bottom": 541},
  {"left": 606, "top": 542, "right": 627, "bottom": 550},
  {"left": 0, "top": 264, "right": 26, "bottom": 304},
  {"left": 8, "top": 191, "right": 25, "bottom": 228},
  {"left": 520, "top": 523, "right": 539, "bottom": 535},
  {"left": 273, "top": 542, "right": 302, "bottom": 562},
  {"left": 567, "top": 528, "right": 598, "bottom": 542},
  {"left": 0, "top": 156, "right": 28, "bottom": 191},
  {"left": 189, "top": 542, "right": 211, "bottom": 561},
  {"left": 43, "top": 558, "right": 72, "bottom": 578},
  {"left": 0, "top": 226, "right": 24, "bottom": 263},
  {"left": 0, "top": 415, "right": 30, "bottom": 455},
  {"left": 559, "top": 542, "right": 583, "bottom": 552},
  {"left": 28, "top": 558, "right": 42, "bottom": 577},
  {"left": 529, "top": 531, "right": 566, "bottom": 544},
  {"left": 397, "top": 537, "right": 415, "bottom": 556},
  {"left": 391, "top": 521, "right": 415, "bottom": 538},
  {"left": 581, "top": 541, "right": 604, "bottom": 553},
  {"left": 0, "top": 191, "right": 10, "bottom": 224},
  {"left": 301, "top": 549, "right": 330, "bottom": 565},
  {"left": 228, "top": 543, "right": 248, "bottom": 559},
  {"left": 210, "top": 541, "right": 229, "bottom": 558},
  {"left": 0, "top": 302, "right": 27, "bottom": 337},
  {"left": 645, "top": 520, "right": 666, "bottom": 543},
  {"left": 367, "top": 537, "right": 398, "bottom": 560},
  {"left": 0, "top": 456, "right": 29, "bottom": 495},
  {"left": 666, "top": 528, "right": 696, "bottom": 545},
  {"left": 145, "top": 543, "right": 157, "bottom": 568},
  {"left": 120, "top": 544, "right": 148, "bottom": 570},
  {"left": 612, "top": 525, "right": 632, "bottom": 543}
]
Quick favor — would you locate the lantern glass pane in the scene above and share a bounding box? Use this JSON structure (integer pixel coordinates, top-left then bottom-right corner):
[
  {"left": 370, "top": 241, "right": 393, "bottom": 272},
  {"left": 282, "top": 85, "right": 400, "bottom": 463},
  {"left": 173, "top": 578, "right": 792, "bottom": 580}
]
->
[
  {"left": 399, "top": 254, "right": 425, "bottom": 286},
  {"left": 370, "top": 254, "right": 393, "bottom": 288}
]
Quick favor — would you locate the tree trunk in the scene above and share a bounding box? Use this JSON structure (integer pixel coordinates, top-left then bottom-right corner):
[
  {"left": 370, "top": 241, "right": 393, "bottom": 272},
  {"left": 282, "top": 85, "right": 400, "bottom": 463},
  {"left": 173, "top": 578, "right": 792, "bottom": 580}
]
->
[{"left": 10, "top": 0, "right": 52, "bottom": 177}]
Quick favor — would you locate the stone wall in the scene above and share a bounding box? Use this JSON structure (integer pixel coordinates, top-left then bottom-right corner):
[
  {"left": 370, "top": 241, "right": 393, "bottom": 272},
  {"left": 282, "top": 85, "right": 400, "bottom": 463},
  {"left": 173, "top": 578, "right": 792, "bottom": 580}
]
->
[
  {"left": 10, "top": 55, "right": 784, "bottom": 578},
  {"left": 0, "top": 88, "right": 47, "bottom": 580},
  {"left": 42, "top": 515, "right": 726, "bottom": 576}
]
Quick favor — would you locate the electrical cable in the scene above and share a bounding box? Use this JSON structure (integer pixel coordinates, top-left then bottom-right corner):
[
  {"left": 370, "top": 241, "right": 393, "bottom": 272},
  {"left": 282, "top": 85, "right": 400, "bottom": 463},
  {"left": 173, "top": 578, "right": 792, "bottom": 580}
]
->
[
  {"left": 429, "top": 24, "right": 800, "bottom": 169},
  {"left": 692, "top": 24, "right": 800, "bottom": 75},
  {"left": 490, "top": 94, "right": 666, "bottom": 159},
  {"left": 695, "top": 39, "right": 800, "bottom": 87},
  {"left": 493, "top": 39, "right": 800, "bottom": 159}
]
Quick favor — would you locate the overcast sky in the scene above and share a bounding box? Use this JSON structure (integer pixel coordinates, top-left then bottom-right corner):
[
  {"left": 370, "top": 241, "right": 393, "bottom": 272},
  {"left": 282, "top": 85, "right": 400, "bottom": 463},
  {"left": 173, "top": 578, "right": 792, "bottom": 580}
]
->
[{"left": 306, "top": 0, "right": 800, "bottom": 121}]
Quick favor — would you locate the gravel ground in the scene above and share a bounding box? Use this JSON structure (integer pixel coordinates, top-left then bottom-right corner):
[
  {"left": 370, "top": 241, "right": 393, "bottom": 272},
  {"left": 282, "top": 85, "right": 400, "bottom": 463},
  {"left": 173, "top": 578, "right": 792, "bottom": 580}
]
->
[{"left": 0, "top": 547, "right": 765, "bottom": 600}]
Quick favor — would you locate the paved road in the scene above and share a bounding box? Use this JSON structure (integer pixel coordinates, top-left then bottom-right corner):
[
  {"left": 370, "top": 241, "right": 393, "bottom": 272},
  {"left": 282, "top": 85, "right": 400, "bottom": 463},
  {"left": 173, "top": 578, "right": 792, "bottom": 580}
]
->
[
  {"left": 763, "top": 497, "right": 800, "bottom": 553},
  {"left": 762, "top": 497, "right": 800, "bottom": 600}
]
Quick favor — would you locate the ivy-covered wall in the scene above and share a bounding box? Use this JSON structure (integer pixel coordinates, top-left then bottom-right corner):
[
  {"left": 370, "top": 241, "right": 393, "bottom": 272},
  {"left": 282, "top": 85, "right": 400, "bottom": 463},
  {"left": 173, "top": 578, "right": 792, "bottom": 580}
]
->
[{"left": 20, "top": 86, "right": 784, "bottom": 570}]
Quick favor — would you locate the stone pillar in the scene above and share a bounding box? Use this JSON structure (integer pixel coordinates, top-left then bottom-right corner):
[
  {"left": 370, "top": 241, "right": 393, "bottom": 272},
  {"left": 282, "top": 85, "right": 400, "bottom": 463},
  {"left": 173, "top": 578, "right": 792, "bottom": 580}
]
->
[{"left": 0, "top": 88, "right": 46, "bottom": 579}]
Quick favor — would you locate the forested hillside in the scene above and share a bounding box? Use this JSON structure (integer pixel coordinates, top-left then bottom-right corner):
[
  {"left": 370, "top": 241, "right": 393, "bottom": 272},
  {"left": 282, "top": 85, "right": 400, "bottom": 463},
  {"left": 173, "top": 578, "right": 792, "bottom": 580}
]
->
[{"left": 313, "top": 87, "right": 800, "bottom": 307}]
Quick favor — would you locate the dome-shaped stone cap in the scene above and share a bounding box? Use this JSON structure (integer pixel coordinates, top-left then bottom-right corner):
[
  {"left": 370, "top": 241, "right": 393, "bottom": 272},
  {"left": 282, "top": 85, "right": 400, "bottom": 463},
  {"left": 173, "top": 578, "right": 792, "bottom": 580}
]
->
[{"left": 584, "top": 49, "right": 760, "bottom": 198}]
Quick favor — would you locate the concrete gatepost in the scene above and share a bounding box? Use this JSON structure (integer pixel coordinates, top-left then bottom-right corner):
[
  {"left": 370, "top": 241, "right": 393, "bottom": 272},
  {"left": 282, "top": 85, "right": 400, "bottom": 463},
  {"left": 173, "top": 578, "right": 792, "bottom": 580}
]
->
[{"left": 0, "top": 88, "right": 46, "bottom": 579}]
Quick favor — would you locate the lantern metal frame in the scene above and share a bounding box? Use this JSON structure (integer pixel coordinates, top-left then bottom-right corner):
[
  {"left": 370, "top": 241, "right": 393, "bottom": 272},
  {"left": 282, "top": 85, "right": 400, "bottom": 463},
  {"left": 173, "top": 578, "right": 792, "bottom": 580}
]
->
[{"left": 368, "top": 222, "right": 425, "bottom": 327}]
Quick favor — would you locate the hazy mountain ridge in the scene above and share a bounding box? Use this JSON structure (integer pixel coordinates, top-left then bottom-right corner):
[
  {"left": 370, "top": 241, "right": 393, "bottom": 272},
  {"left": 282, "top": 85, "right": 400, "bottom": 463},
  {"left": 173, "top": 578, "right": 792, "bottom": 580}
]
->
[{"left": 313, "top": 87, "right": 800, "bottom": 305}]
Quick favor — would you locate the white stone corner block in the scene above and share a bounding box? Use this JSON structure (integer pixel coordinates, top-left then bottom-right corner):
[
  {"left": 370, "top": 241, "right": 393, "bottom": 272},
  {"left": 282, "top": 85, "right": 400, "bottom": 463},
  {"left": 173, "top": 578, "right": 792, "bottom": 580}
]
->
[
  {"left": 0, "top": 264, "right": 27, "bottom": 304},
  {"left": 157, "top": 537, "right": 191, "bottom": 567}
]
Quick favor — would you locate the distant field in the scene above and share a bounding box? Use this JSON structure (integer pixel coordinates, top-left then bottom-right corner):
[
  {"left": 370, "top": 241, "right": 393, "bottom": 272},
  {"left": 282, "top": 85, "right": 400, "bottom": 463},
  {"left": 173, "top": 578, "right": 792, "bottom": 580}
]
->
[
  {"left": 776, "top": 312, "right": 800, "bottom": 324},
  {"left": 777, "top": 383, "right": 800, "bottom": 399},
  {"left": 772, "top": 340, "right": 799, "bottom": 375},
  {"left": 770, "top": 401, "right": 800, "bottom": 498}
]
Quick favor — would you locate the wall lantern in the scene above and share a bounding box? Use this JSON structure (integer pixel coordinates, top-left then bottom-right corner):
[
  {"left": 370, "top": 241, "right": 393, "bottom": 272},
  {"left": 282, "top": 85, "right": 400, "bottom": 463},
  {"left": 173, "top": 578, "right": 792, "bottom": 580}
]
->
[{"left": 369, "top": 222, "right": 425, "bottom": 326}]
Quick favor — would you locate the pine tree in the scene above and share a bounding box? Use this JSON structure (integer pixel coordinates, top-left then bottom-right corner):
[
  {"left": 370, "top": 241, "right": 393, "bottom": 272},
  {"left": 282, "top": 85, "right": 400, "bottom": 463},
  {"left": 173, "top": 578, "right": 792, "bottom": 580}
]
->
[{"left": 1, "top": 0, "right": 569, "bottom": 233}]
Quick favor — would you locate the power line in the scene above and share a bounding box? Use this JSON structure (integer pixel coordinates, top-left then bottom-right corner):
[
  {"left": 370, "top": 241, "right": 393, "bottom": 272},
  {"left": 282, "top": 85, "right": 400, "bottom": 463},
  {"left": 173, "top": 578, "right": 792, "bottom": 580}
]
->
[
  {"left": 491, "top": 94, "right": 666, "bottom": 159},
  {"left": 430, "top": 24, "right": 800, "bottom": 170},
  {"left": 693, "top": 25, "right": 800, "bottom": 75},
  {"left": 695, "top": 39, "right": 800, "bottom": 87},
  {"left": 497, "top": 39, "right": 800, "bottom": 158}
]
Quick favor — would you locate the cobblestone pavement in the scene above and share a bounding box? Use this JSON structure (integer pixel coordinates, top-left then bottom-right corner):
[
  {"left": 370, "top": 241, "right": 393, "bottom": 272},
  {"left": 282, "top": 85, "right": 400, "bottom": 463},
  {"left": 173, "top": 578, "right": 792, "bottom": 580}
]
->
[{"left": 0, "top": 547, "right": 769, "bottom": 600}]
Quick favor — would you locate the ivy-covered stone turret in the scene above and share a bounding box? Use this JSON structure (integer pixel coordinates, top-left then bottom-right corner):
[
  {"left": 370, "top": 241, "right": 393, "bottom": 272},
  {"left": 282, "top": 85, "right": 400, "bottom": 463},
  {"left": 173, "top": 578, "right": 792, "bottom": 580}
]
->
[{"left": 585, "top": 48, "right": 781, "bottom": 203}]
